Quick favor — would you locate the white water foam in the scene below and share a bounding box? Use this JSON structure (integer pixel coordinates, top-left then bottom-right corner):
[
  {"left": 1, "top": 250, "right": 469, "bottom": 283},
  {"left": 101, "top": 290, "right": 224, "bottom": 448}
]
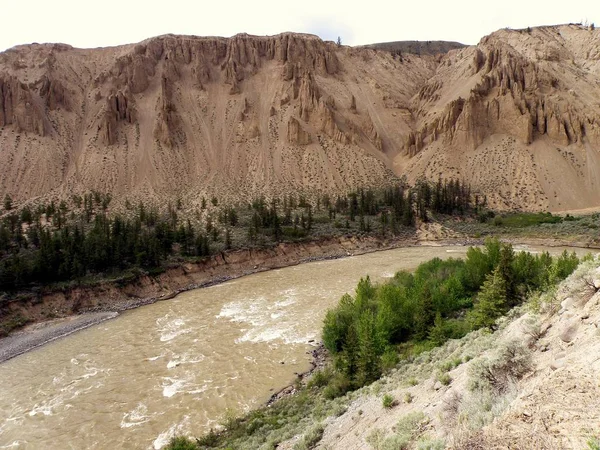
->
[
  {"left": 217, "top": 289, "right": 314, "bottom": 344},
  {"left": 0, "top": 441, "right": 27, "bottom": 449},
  {"left": 156, "top": 315, "right": 192, "bottom": 342},
  {"left": 161, "top": 377, "right": 188, "bottom": 398},
  {"left": 152, "top": 416, "right": 189, "bottom": 450},
  {"left": 167, "top": 353, "right": 205, "bottom": 369},
  {"left": 28, "top": 396, "right": 63, "bottom": 417},
  {"left": 27, "top": 357, "right": 107, "bottom": 417},
  {"left": 120, "top": 403, "right": 150, "bottom": 428}
]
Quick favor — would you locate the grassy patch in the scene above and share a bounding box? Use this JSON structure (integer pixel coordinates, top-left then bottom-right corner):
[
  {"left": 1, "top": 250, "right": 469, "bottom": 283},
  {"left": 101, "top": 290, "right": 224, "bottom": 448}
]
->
[{"left": 493, "top": 212, "right": 561, "bottom": 228}]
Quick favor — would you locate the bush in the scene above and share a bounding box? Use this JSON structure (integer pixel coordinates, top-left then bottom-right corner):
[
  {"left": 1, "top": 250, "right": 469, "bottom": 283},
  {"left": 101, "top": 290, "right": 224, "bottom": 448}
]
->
[
  {"left": 196, "top": 428, "right": 219, "bottom": 446},
  {"left": 404, "top": 392, "right": 414, "bottom": 403},
  {"left": 381, "top": 348, "right": 400, "bottom": 372},
  {"left": 165, "top": 436, "right": 197, "bottom": 450},
  {"left": 439, "top": 357, "right": 462, "bottom": 372},
  {"left": 407, "top": 377, "right": 419, "bottom": 386},
  {"left": 416, "top": 437, "right": 446, "bottom": 450},
  {"left": 588, "top": 436, "right": 600, "bottom": 450},
  {"left": 436, "top": 372, "right": 452, "bottom": 386},
  {"left": 396, "top": 411, "right": 428, "bottom": 437},
  {"left": 323, "top": 372, "right": 352, "bottom": 399},
  {"left": 308, "top": 368, "right": 331, "bottom": 389},
  {"left": 367, "top": 412, "right": 428, "bottom": 450},
  {"left": 293, "top": 423, "right": 324, "bottom": 450},
  {"left": 382, "top": 394, "right": 395, "bottom": 409},
  {"left": 469, "top": 341, "right": 532, "bottom": 393}
]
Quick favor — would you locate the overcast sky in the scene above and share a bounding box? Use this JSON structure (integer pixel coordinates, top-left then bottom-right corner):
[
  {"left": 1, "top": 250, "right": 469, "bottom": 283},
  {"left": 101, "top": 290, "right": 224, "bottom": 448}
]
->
[{"left": 2, "top": 0, "right": 599, "bottom": 51}]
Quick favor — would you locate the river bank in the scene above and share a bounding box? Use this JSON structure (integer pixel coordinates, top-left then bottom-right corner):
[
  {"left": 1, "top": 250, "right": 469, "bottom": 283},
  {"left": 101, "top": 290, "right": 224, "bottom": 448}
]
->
[
  {"left": 1, "top": 232, "right": 597, "bottom": 364},
  {"left": 0, "top": 234, "right": 418, "bottom": 363}
]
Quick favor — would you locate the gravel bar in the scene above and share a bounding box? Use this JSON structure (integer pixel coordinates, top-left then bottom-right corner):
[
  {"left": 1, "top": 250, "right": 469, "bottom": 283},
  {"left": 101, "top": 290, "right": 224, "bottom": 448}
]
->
[{"left": 0, "top": 312, "right": 118, "bottom": 364}]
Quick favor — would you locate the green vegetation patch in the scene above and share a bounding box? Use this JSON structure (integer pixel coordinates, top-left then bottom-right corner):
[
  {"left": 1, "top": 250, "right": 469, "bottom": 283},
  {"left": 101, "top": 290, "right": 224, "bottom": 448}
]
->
[
  {"left": 322, "top": 239, "right": 580, "bottom": 392},
  {"left": 493, "top": 212, "right": 562, "bottom": 228}
]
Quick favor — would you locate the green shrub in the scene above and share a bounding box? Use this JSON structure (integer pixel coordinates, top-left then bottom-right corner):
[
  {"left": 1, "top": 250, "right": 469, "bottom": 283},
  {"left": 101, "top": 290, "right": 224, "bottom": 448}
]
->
[
  {"left": 308, "top": 368, "right": 331, "bottom": 389},
  {"left": 588, "top": 436, "right": 600, "bottom": 450},
  {"left": 439, "top": 357, "right": 462, "bottom": 372},
  {"left": 323, "top": 372, "right": 351, "bottom": 399},
  {"left": 382, "top": 394, "right": 395, "bottom": 409},
  {"left": 381, "top": 348, "right": 400, "bottom": 372},
  {"left": 396, "top": 411, "right": 428, "bottom": 437},
  {"left": 416, "top": 437, "right": 446, "bottom": 449},
  {"left": 293, "top": 423, "right": 324, "bottom": 450},
  {"left": 165, "top": 436, "right": 197, "bottom": 450},
  {"left": 367, "top": 428, "right": 410, "bottom": 450},
  {"left": 196, "top": 428, "right": 219, "bottom": 446},
  {"left": 469, "top": 341, "right": 532, "bottom": 393},
  {"left": 404, "top": 392, "right": 414, "bottom": 403},
  {"left": 436, "top": 372, "right": 452, "bottom": 386}
]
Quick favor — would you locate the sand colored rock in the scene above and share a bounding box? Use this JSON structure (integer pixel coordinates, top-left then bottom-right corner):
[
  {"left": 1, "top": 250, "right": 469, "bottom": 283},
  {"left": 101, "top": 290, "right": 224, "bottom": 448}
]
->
[
  {"left": 559, "top": 320, "right": 579, "bottom": 342},
  {"left": 0, "top": 75, "right": 51, "bottom": 136},
  {"left": 1, "top": 25, "right": 600, "bottom": 211},
  {"left": 287, "top": 117, "right": 311, "bottom": 145}
]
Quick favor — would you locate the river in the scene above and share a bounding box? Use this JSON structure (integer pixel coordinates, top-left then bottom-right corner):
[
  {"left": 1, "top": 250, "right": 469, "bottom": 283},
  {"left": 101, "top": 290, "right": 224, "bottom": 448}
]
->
[{"left": 0, "top": 244, "right": 593, "bottom": 449}]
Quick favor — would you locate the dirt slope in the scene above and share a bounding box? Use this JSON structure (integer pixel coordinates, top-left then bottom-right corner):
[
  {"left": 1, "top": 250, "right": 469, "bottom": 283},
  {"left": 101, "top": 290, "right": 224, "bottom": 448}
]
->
[{"left": 1, "top": 24, "right": 600, "bottom": 211}]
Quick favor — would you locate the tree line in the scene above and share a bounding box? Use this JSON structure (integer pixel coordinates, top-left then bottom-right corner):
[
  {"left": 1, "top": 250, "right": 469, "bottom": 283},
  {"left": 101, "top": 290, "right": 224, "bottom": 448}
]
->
[{"left": 0, "top": 178, "right": 475, "bottom": 291}]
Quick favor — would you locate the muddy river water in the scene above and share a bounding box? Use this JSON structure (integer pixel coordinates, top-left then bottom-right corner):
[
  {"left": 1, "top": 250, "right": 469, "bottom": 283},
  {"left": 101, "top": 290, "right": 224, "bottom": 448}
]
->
[{"left": 0, "top": 244, "right": 593, "bottom": 449}]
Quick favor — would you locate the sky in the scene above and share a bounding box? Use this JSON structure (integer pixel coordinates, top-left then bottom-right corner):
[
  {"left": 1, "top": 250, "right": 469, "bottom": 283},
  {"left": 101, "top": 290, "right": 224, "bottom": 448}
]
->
[{"left": 1, "top": 0, "right": 599, "bottom": 51}]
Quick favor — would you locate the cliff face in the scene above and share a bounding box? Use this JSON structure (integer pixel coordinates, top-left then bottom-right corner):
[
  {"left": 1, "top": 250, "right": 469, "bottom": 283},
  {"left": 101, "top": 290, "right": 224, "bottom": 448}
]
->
[
  {"left": 401, "top": 24, "right": 600, "bottom": 210},
  {"left": 1, "top": 25, "right": 600, "bottom": 211}
]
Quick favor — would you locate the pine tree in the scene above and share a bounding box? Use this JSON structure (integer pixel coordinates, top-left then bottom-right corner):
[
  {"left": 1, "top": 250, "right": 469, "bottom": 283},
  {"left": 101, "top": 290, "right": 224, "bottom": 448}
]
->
[
  {"left": 3, "top": 194, "right": 13, "bottom": 211},
  {"left": 428, "top": 312, "right": 446, "bottom": 346},
  {"left": 224, "top": 228, "right": 231, "bottom": 249},
  {"left": 469, "top": 267, "right": 507, "bottom": 330},
  {"left": 356, "top": 310, "right": 381, "bottom": 385}
]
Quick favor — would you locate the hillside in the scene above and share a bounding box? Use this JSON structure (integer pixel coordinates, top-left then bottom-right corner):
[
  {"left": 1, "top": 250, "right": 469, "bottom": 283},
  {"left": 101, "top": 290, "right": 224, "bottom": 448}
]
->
[
  {"left": 1, "top": 24, "right": 600, "bottom": 211},
  {"left": 297, "top": 257, "right": 600, "bottom": 449}
]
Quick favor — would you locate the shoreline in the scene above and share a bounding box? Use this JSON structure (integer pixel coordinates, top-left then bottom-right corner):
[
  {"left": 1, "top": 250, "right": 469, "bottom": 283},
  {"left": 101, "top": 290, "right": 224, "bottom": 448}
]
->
[
  {"left": 0, "top": 312, "right": 118, "bottom": 363},
  {"left": 0, "top": 234, "right": 597, "bottom": 364},
  {"left": 266, "top": 342, "right": 329, "bottom": 406},
  {"left": 0, "top": 235, "right": 417, "bottom": 363}
]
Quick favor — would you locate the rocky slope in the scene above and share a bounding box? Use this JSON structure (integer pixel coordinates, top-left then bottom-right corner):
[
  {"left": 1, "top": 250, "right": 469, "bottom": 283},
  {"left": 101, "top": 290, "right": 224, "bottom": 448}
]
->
[{"left": 1, "top": 24, "right": 600, "bottom": 211}]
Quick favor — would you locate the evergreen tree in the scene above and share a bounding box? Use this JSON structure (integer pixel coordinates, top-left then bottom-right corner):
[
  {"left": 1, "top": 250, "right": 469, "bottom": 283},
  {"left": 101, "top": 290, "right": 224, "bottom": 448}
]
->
[
  {"left": 469, "top": 267, "right": 507, "bottom": 330},
  {"left": 356, "top": 310, "right": 381, "bottom": 385},
  {"left": 428, "top": 312, "right": 446, "bottom": 346},
  {"left": 3, "top": 194, "right": 12, "bottom": 211}
]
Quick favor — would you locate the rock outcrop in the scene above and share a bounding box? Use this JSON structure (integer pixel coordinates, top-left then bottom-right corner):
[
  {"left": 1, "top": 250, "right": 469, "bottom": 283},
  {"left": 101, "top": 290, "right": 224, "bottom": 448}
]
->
[
  {"left": 0, "top": 75, "right": 51, "bottom": 136},
  {"left": 102, "top": 90, "right": 135, "bottom": 145},
  {"left": 287, "top": 117, "right": 311, "bottom": 145}
]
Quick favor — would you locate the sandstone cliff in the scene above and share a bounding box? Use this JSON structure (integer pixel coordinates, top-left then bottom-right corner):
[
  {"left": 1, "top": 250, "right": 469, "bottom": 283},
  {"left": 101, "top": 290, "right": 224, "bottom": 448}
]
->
[{"left": 1, "top": 24, "right": 600, "bottom": 211}]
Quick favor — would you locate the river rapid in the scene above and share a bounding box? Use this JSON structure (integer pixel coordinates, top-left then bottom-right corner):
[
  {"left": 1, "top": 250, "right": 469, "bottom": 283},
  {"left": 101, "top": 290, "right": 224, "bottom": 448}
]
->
[{"left": 0, "top": 244, "right": 593, "bottom": 449}]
